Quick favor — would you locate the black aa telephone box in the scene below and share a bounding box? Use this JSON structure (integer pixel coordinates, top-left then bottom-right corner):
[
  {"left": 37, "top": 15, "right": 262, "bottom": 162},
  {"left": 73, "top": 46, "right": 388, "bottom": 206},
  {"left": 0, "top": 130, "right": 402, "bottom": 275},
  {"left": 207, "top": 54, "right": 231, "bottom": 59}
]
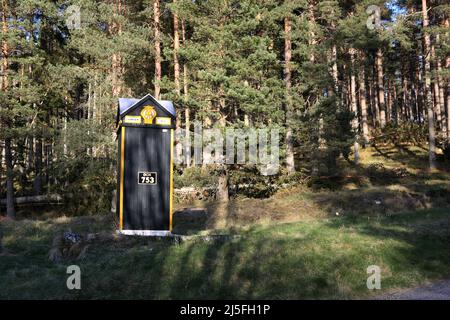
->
[{"left": 116, "top": 94, "right": 175, "bottom": 236}]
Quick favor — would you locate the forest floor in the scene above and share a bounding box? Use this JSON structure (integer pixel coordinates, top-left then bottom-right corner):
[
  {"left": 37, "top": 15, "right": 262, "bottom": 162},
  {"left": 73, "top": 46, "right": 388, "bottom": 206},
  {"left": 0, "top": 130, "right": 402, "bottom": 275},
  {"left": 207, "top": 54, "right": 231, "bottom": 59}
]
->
[{"left": 1, "top": 144, "right": 450, "bottom": 299}]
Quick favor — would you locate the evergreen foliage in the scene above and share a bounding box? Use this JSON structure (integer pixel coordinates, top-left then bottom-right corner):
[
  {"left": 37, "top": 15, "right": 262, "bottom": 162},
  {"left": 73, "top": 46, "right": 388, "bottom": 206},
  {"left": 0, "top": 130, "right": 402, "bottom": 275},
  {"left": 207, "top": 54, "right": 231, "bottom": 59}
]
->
[{"left": 1, "top": 0, "right": 449, "bottom": 213}]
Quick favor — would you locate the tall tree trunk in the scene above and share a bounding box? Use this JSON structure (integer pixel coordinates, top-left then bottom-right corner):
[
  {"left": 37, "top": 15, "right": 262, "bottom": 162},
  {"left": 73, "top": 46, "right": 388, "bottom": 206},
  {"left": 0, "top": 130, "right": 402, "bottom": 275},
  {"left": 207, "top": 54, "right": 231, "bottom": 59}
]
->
[
  {"left": 431, "top": 40, "right": 443, "bottom": 135},
  {"left": 33, "top": 137, "right": 42, "bottom": 195},
  {"left": 216, "top": 166, "right": 229, "bottom": 202},
  {"left": 359, "top": 53, "right": 369, "bottom": 144},
  {"left": 92, "top": 78, "right": 97, "bottom": 157},
  {"left": 44, "top": 138, "right": 50, "bottom": 188},
  {"left": 341, "top": 64, "right": 348, "bottom": 110},
  {"left": 308, "top": 1, "right": 316, "bottom": 63},
  {"left": 401, "top": 75, "right": 408, "bottom": 122},
  {"left": 86, "top": 83, "right": 91, "bottom": 156},
  {"left": 331, "top": 44, "right": 338, "bottom": 94},
  {"left": 1, "top": 0, "right": 14, "bottom": 218},
  {"left": 1, "top": 0, "right": 8, "bottom": 92},
  {"left": 111, "top": 0, "right": 123, "bottom": 97},
  {"left": 173, "top": 3, "right": 183, "bottom": 162},
  {"left": 182, "top": 19, "right": 191, "bottom": 167},
  {"left": 445, "top": 18, "right": 450, "bottom": 142},
  {"left": 328, "top": 12, "right": 338, "bottom": 95},
  {"left": 63, "top": 106, "right": 68, "bottom": 157},
  {"left": 422, "top": 0, "right": 436, "bottom": 169},
  {"left": 27, "top": 134, "right": 34, "bottom": 172},
  {"left": 5, "top": 137, "right": 15, "bottom": 219},
  {"left": 392, "top": 81, "right": 398, "bottom": 124},
  {"left": 387, "top": 78, "right": 393, "bottom": 123},
  {"left": 411, "top": 62, "right": 420, "bottom": 121},
  {"left": 376, "top": 48, "right": 386, "bottom": 127},
  {"left": 372, "top": 64, "right": 380, "bottom": 125},
  {"left": 349, "top": 48, "right": 359, "bottom": 163},
  {"left": 173, "top": 8, "right": 180, "bottom": 96},
  {"left": 367, "top": 74, "right": 374, "bottom": 125},
  {"left": 153, "top": 0, "right": 161, "bottom": 99},
  {"left": 436, "top": 56, "right": 446, "bottom": 138},
  {"left": 284, "top": 17, "right": 295, "bottom": 174}
]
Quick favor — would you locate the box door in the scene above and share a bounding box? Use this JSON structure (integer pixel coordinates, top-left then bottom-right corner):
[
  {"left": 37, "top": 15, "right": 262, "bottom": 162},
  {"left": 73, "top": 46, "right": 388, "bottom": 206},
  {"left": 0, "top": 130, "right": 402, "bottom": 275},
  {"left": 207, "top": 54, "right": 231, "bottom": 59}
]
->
[{"left": 122, "top": 127, "right": 171, "bottom": 231}]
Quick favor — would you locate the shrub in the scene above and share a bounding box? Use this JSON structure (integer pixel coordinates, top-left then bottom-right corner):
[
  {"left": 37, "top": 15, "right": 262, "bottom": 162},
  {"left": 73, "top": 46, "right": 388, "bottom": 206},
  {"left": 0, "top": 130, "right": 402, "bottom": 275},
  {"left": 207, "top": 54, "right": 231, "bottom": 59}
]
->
[
  {"left": 52, "top": 156, "right": 116, "bottom": 215},
  {"left": 174, "top": 165, "right": 219, "bottom": 189}
]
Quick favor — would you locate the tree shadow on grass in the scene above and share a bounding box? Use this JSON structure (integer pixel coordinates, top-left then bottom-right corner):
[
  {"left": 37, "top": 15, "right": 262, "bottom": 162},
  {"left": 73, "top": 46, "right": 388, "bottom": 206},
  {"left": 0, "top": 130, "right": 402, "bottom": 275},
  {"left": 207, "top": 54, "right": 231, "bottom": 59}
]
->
[
  {"left": 159, "top": 212, "right": 450, "bottom": 299},
  {"left": 4, "top": 207, "right": 450, "bottom": 299},
  {"left": 310, "top": 187, "right": 450, "bottom": 217},
  {"left": 163, "top": 228, "right": 343, "bottom": 299},
  {"left": 100, "top": 190, "right": 450, "bottom": 299},
  {"left": 323, "top": 212, "right": 450, "bottom": 288}
]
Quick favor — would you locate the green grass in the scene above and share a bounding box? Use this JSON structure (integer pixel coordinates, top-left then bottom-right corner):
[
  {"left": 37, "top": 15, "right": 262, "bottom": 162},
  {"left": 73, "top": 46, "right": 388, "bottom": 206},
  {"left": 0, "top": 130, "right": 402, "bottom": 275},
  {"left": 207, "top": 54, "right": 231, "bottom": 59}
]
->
[
  {"left": 1, "top": 208, "right": 449, "bottom": 299},
  {"left": 1, "top": 144, "right": 450, "bottom": 299}
]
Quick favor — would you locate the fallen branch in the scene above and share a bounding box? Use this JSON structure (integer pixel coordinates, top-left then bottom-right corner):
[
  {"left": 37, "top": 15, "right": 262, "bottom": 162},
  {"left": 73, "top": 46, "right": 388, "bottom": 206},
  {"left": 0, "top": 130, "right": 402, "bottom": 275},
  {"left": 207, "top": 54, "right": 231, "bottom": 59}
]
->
[{"left": 0, "top": 194, "right": 63, "bottom": 206}]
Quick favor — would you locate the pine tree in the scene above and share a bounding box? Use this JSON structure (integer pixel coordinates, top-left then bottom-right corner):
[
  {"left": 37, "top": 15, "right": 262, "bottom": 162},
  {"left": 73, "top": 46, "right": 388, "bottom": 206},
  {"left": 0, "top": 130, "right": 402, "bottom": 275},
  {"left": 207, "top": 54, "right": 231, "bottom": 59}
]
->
[
  {"left": 1, "top": 0, "right": 449, "bottom": 213},
  {"left": 422, "top": 0, "right": 437, "bottom": 169},
  {"left": 153, "top": 0, "right": 162, "bottom": 99}
]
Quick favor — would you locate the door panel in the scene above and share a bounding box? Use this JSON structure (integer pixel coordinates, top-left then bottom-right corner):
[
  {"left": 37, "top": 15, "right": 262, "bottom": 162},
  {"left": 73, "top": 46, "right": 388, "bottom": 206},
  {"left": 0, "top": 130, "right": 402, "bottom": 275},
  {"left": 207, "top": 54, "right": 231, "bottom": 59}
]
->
[{"left": 123, "top": 127, "right": 171, "bottom": 230}]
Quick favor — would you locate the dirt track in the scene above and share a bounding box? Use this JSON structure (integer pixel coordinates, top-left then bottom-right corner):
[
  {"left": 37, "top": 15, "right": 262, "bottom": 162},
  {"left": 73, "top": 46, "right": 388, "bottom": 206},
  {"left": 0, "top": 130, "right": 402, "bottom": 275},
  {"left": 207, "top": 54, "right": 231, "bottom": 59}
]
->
[{"left": 376, "top": 280, "right": 450, "bottom": 300}]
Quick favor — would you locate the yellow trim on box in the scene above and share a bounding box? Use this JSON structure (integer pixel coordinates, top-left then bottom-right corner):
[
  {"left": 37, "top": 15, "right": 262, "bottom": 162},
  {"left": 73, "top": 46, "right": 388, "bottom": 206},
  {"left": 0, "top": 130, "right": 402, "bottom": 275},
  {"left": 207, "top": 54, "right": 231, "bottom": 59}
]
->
[
  {"left": 119, "top": 126, "right": 125, "bottom": 230},
  {"left": 169, "top": 128, "right": 174, "bottom": 231},
  {"left": 155, "top": 117, "right": 171, "bottom": 125},
  {"left": 124, "top": 115, "right": 142, "bottom": 124}
]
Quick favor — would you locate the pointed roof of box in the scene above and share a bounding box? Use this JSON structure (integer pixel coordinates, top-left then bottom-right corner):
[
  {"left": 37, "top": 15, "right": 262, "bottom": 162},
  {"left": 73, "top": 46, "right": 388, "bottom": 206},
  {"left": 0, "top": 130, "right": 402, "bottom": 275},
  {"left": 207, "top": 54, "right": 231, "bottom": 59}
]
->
[{"left": 118, "top": 94, "right": 175, "bottom": 118}]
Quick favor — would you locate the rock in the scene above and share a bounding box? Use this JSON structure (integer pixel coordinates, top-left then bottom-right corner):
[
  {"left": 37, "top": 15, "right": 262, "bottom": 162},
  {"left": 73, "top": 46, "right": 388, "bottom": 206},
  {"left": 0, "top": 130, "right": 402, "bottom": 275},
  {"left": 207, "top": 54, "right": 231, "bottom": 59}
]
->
[
  {"left": 49, "top": 231, "right": 90, "bottom": 263},
  {"left": 63, "top": 231, "right": 83, "bottom": 244}
]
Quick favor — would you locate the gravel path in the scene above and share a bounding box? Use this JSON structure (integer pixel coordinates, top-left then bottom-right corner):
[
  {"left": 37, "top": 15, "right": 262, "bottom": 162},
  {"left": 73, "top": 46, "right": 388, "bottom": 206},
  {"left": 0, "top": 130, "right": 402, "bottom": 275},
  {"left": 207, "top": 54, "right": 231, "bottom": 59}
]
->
[{"left": 376, "top": 280, "right": 450, "bottom": 300}]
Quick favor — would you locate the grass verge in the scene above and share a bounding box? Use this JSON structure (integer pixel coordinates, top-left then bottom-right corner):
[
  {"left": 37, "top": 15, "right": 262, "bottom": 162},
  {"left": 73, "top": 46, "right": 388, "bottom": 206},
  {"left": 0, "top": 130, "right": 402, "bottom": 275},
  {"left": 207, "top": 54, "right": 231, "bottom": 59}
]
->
[{"left": 1, "top": 207, "right": 449, "bottom": 299}]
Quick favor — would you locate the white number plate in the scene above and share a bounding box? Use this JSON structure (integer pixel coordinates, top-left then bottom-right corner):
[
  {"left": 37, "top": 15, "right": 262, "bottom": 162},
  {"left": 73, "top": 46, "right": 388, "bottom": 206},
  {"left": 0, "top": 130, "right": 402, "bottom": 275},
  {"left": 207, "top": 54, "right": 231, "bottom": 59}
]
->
[{"left": 138, "top": 172, "right": 157, "bottom": 185}]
